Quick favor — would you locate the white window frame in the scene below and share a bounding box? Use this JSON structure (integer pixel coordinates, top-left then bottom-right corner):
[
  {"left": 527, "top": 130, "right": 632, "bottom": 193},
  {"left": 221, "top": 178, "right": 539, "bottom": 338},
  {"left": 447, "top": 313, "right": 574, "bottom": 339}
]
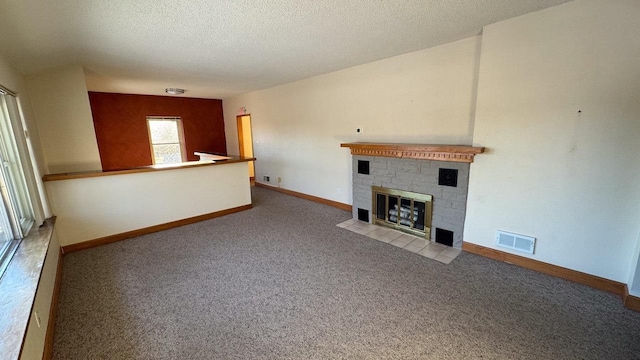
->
[
  {"left": 146, "top": 117, "right": 187, "bottom": 165},
  {"left": 0, "top": 85, "right": 35, "bottom": 278}
]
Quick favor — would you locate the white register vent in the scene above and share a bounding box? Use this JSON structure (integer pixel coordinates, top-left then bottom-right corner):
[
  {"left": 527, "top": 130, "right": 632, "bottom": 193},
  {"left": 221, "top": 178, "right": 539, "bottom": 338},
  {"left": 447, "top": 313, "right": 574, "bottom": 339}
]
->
[{"left": 496, "top": 230, "right": 535, "bottom": 254}]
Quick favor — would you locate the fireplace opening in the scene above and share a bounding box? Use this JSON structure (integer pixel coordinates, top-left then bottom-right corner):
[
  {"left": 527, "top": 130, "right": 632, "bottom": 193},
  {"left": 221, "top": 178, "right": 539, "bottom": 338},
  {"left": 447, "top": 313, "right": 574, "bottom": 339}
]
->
[{"left": 372, "top": 186, "right": 432, "bottom": 238}]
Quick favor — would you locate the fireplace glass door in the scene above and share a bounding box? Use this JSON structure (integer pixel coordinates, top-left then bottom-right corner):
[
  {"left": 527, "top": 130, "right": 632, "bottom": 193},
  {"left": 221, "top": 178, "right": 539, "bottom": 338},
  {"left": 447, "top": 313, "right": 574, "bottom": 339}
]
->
[{"left": 372, "top": 186, "right": 432, "bottom": 238}]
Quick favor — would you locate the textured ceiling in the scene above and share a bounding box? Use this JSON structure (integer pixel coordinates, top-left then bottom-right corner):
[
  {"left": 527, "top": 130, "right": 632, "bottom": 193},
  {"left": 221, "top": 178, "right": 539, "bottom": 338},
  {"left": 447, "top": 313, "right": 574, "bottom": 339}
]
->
[{"left": 0, "top": 0, "right": 572, "bottom": 98}]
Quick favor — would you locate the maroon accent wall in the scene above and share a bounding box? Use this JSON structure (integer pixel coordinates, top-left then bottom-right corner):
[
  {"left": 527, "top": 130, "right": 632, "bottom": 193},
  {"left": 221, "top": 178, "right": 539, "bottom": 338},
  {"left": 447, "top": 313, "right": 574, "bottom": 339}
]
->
[{"left": 89, "top": 92, "right": 226, "bottom": 171}]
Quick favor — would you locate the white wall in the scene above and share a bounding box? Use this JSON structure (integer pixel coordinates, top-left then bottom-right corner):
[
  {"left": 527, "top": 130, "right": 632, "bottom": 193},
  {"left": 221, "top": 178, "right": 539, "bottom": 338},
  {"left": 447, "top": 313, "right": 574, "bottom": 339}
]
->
[
  {"left": 45, "top": 162, "right": 252, "bottom": 246},
  {"left": 224, "top": 36, "right": 481, "bottom": 204},
  {"left": 224, "top": 0, "right": 640, "bottom": 285},
  {"left": 25, "top": 65, "right": 102, "bottom": 174},
  {"left": 465, "top": 0, "right": 640, "bottom": 282}
]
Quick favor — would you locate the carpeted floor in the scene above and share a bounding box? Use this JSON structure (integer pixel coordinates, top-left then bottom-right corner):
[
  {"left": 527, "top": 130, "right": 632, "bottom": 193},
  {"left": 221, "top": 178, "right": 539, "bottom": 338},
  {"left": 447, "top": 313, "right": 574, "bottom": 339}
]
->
[{"left": 53, "top": 187, "right": 640, "bottom": 359}]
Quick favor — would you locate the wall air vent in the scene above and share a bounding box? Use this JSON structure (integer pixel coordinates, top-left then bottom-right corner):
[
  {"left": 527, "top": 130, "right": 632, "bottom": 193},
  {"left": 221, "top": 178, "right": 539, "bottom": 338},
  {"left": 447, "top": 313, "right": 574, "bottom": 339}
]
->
[
  {"left": 358, "top": 208, "right": 369, "bottom": 222},
  {"left": 358, "top": 160, "right": 370, "bottom": 175},
  {"left": 496, "top": 230, "right": 535, "bottom": 254}
]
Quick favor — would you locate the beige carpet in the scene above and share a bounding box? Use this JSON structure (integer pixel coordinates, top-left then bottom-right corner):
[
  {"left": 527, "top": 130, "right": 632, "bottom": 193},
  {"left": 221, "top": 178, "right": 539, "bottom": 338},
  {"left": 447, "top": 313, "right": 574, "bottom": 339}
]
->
[{"left": 52, "top": 187, "right": 640, "bottom": 359}]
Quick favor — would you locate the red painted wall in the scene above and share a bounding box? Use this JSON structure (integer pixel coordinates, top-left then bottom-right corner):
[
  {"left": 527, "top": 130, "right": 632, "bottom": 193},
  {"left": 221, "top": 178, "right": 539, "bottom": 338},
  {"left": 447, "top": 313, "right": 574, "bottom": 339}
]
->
[{"left": 89, "top": 92, "right": 226, "bottom": 170}]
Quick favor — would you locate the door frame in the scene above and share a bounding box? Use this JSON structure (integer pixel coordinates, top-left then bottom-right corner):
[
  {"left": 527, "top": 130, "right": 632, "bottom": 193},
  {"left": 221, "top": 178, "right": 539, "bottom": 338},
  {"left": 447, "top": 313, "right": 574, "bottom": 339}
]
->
[{"left": 236, "top": 114, "right": 255, "bottom": 180}]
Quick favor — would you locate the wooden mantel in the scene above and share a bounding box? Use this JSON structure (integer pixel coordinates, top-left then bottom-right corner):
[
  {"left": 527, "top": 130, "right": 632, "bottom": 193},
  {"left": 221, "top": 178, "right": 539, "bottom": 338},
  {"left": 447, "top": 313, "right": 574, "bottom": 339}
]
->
[{"left": 340, "top": 142, "right": 485, "bottom": 163}]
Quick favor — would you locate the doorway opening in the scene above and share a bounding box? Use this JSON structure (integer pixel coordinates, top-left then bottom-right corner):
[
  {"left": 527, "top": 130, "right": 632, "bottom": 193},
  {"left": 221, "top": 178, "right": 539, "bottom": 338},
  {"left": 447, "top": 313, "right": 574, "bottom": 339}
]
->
[{"left": 236, "top": 115, "right": 255, "bottom": 181}]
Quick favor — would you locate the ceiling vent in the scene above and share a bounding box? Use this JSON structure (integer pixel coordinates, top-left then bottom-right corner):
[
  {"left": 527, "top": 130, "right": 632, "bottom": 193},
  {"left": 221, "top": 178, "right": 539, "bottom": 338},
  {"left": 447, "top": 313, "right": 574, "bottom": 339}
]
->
[{"left": 496, "top": 230, "right": 535, "bottom": 254}]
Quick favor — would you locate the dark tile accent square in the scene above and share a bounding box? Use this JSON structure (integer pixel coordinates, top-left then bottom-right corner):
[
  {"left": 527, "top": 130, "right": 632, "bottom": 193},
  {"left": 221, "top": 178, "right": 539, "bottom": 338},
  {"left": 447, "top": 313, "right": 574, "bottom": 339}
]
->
[
  {"left": 438, "top": 168, "right": 458, "bottom": 187},
  {"left": 435, "top": 228, "right": 454, "bottom": 247},
  {"left": 357, "top": 208, "right": 369, "bottom": 222},
  {"left": 357, "top": 160, "right": 370, "bottom": 175}
]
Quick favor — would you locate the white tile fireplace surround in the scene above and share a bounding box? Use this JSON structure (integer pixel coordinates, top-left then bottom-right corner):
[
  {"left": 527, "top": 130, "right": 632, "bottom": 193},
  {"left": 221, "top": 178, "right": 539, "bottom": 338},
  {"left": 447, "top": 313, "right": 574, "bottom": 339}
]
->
[
  {"left": 341, "top": 143, "right": 484, "bottom": 249},
  {"left": 336, "top": 218, "right": 462, "bottom": 264}
]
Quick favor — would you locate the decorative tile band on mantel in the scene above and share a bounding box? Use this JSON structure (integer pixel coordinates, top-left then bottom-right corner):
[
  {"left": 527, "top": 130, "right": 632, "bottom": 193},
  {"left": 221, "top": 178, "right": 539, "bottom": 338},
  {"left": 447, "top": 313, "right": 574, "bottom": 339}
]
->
[{"left": 340, "top": 143, "right": 485, "bottom": 163}]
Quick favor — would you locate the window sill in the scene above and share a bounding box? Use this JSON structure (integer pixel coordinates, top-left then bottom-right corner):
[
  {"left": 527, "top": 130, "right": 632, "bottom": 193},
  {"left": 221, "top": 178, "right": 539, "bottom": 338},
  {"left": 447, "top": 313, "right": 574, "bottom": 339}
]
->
[{"left": 0, "top": 218, "right": 56, "bottom": 360}]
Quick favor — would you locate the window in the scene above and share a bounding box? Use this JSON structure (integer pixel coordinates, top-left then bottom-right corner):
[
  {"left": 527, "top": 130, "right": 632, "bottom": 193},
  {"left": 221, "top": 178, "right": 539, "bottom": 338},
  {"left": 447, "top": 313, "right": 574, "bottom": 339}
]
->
[
  {"left": 0, "top": 87, "right": 35, "bottom": 277},
  {"left": 146, "top": 117, "right": 187, "bottom": 165}
]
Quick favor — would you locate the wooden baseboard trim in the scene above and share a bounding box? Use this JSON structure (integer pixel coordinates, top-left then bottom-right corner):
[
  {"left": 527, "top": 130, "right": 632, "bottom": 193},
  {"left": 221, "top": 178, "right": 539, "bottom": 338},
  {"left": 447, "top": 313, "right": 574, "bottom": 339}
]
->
[
  {"left": 42, "top": 248, "right": 63, "bottom": 359},
  {"left": 255, "top": 182, "right": 352, "bottom": 212},
  {"left": 462, "top": 242, "right": 626, "bottom": 297},
  {"left": 623, "top": 285, "right": 640, "bottom": 312},
  {"left": 61, "top": 204, "right": 253, "bottom": 254}
]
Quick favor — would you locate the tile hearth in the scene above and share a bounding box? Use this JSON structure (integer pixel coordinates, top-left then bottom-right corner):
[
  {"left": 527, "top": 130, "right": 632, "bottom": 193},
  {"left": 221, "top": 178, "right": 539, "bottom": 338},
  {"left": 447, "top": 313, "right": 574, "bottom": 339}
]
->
[{"left": 336, "top": 219, "right": 461, "bottom": 264}]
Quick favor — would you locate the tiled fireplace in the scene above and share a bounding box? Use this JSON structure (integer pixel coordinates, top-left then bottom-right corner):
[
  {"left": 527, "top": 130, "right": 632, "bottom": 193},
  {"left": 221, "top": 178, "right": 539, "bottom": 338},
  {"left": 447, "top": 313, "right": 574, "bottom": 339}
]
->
[{"left": 342, "top": 143, "right": 484, "bottom": 249}]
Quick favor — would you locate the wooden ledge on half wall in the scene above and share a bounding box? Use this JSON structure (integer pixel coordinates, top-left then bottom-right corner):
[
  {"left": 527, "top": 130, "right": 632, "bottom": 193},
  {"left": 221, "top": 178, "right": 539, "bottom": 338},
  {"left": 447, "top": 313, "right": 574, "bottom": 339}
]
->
[
  {"left": 340, "top": 142, "right": 485, "bottom": 163},
  {"left": 43, "top": 155, "right": 256, "bottom": 182},
  {"left": 46, "top": 157, "right": 254, "bottom": 252}
]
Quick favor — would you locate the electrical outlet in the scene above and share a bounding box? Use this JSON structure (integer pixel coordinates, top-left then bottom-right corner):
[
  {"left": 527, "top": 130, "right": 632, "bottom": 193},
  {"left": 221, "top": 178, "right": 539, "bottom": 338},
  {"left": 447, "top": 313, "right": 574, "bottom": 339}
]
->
[
  {"left": 276, "top": 176, "right": 281, "bottom": 183},
  {"left": 356, "top": 127, "right": 364, "bottom": 134},
  {"left": 263, "top": 175, "right": 270, "bottom": 182},
  {"left": 34, "top": 310, "right": 41, "bottom": 328}
]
